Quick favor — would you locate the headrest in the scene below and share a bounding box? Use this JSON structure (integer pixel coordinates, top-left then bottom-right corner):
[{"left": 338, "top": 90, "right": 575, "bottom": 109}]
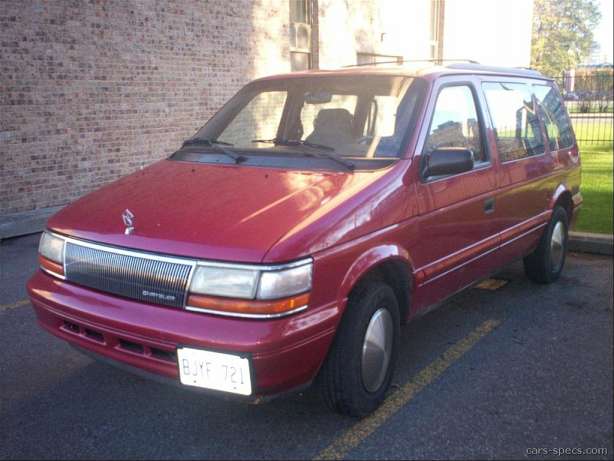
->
[{"left": 314, "top": 108, "right": 353, "bottom": 130}]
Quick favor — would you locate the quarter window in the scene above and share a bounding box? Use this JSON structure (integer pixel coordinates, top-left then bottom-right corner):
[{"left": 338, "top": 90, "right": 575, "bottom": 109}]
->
[
  {"left": 482, "top": 82, "right": 545, "bottom": 162},
  {"left": 533, "top": 84, "right": 575, "bottom": 150},
  {"left": 423, "top": 85, "right": 486, "bottom": 163}
]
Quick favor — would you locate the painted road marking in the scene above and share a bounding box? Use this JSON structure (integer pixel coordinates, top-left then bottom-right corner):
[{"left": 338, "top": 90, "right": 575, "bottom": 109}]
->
[
  {"left": 474, "top": 278, "right": 509, "bottom": 291},
  {"left": 314, "top": 318, "right": 501, "bottom": 460},
  {"left": 0, "top": 299, "right": 29, "bottom": 311}
]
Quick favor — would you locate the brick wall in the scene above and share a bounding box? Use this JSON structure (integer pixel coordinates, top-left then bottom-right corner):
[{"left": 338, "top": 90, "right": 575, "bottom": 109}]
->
[
  {"left": 0, "top": 0, "right": 289, "bottom": 215},
  {"left": 1, "top": 0, "right": 440, "bottom": 217}
]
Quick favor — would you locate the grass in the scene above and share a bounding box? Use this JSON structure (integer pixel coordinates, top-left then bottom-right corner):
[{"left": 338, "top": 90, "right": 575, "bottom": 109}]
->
[{"left": 574, "top": 140, "right": 613, "bottom": 235}]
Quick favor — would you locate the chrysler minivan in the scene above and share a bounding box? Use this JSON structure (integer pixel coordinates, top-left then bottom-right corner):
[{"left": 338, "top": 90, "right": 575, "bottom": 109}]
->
[{"left": 28, "top": 63, "right": 581, "bottom": 416}]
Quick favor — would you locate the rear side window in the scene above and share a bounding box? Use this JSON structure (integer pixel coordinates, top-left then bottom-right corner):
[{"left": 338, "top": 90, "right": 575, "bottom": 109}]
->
[
  {"left": 533, "top": 84, "right": 575, "bottom": 150},
  {"left": 482, "top": 82, "right": 545, "bottom": 162},
  {"left": 423, "top": 85, "right": 486, "bottom": 163}
]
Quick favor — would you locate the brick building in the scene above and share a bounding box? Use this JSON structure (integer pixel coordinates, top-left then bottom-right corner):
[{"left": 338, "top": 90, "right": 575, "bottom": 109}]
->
[{"left": 0, "top": 0, "right": 534, "bottom": 236}]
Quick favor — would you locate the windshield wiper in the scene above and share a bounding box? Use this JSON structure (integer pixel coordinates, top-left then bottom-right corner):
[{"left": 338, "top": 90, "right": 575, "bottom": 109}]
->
[
  {"left": 252, "top": 138, "right": 334, "bottom": 151},
  {"left": 182, "top": 138, "right": 247, "bottom": 164},
  {"left": 251, "top": 138, "right": 354, "bottom": 171},
  {"left": 183, "top": 138, "right": 234, "bottom": 146}
]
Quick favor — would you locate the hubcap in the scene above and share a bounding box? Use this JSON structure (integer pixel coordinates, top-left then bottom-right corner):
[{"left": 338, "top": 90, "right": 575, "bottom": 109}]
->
[
  {"left": 361, "top": 308, "right": 393, "bottom": 393},
  {"left": 550, "top": 221, "right": 565, "bottom": 272}
]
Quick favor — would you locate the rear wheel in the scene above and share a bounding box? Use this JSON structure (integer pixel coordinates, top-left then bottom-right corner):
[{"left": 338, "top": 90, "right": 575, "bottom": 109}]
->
[
  {"left": 318, "top": 281, "right": 400, "bottom": 417},
  {"left": 523, "top": 206, "right": 569, "bottom": 284}
]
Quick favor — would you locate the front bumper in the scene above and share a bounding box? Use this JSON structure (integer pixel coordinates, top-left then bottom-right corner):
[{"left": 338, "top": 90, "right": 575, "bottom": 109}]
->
[{"left": 27, "top": 270, "right": 339, "bottom": 398}]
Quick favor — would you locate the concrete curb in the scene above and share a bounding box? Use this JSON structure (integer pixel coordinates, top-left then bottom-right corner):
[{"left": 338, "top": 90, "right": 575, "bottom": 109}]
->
[
  {"left": 0, "top": 206, "right": 64, "bottom": 241},
  {"left": 569, "top": 231, "right": 613, "bottom": 256}
]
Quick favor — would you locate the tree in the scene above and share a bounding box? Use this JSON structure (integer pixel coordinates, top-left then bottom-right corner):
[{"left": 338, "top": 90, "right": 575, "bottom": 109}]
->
[{"left": 531, "top": 0, "right": 601, "bottom": 77}]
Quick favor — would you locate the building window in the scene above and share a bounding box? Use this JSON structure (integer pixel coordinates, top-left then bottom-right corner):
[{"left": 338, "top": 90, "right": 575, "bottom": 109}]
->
[
  {"left": 290, "top": 0, "right": 314, "bottom": 71},
  {"left": 356, "top": 52, "right": 403, "bottom": 66},
  {"left": 290, "top": 0, "right": 309, "bottom": 23},
  {"left": 429, "top": 0, "right": 445, "bottom": 62}
]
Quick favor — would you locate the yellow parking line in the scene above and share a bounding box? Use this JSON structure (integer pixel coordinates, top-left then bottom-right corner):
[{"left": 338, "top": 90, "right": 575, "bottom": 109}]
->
[
  {"left": 314, "top": 318, "right": 501, "bottom": 460},
  {"left": 0, "top": 299, "right": 30, "bottom": 311}
]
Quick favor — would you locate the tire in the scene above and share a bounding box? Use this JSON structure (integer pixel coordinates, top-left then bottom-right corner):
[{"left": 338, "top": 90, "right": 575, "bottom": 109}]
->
[
  {"left": 523, "top": 206, "right": 569, "bottom": 284},
  {"left": 318, "top": 281, "right": 400, "bottom": 417}
]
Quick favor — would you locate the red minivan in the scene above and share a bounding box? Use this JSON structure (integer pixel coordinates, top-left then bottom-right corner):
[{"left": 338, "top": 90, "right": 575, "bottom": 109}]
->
[{"left": 28, "top": 63, "right": 582, "bottom": 416}]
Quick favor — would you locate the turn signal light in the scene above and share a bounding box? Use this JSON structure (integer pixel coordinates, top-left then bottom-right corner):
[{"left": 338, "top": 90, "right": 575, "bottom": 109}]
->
[
  {"left": 38, "top": 255, "right": 64, "bottom": 277},
  {"left": 187, "top": 292, "right": 310, "bottom": 317}
]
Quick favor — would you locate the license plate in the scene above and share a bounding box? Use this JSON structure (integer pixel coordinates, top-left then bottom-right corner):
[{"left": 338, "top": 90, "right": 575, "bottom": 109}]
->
[{"left": 177, "top": 347, "right": 252, "bottom": 396}]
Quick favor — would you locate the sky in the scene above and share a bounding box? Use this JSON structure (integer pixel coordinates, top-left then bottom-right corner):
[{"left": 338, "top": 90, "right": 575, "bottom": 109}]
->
[{"left": 594, "top": 0, "right": 613, "bottom": 63}]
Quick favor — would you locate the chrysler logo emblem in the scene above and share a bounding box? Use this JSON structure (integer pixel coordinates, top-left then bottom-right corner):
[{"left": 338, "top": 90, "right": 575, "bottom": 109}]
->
[{"left": 122, "top": 209, "right": 135, "bottom": 235}]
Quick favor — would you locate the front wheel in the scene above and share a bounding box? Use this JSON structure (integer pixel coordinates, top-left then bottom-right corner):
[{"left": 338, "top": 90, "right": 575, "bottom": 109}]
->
[
  {"left": 523, "top": 206, "right": 569, "bottom": 284},
  {"left": 318, "top": 281, "right": 400, "bottom": 417}
]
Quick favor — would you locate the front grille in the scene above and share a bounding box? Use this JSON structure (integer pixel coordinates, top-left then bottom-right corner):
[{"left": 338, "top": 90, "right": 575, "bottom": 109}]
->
[{"left": 64, "top": 241, "right": 193, "bottom": 308}]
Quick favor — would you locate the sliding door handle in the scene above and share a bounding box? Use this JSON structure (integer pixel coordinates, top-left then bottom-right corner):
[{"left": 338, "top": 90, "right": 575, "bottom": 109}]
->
[{"left": 484, "top": 197, "right": 495, "bottom": 214}]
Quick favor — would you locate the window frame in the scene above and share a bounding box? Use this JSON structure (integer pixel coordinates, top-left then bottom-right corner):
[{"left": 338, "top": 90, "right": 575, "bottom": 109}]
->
[{"left": 420, "top": 80, "right": 491, "bottom": 182}]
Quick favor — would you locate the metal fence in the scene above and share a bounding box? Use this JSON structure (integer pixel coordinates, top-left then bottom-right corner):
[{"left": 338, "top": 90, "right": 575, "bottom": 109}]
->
[{"left": 555, "top": 71, "right": 614, "bottom": 145}]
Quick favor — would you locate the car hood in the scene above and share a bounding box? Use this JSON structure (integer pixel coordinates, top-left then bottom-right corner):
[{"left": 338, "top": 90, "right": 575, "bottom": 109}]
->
[{"left": 48, "top": 159, "right": 391, "bottom": 263}]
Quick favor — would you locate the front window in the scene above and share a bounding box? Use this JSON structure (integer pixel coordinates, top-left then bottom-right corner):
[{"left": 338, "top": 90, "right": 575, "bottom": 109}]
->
[
  {"left": 423, "top": 85, "right": 486, "bottom": 164},
  {"left": 175, "top": 75, "right": 425, "bottom": 170}
]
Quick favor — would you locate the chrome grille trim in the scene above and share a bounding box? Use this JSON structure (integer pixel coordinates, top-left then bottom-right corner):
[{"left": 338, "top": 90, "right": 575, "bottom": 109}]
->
[
  {"left": 64, "top": 240, "right": 195, "bottom": 308},
  {"left": 185, "top": 304, "right": 308, "bottom": 319}
]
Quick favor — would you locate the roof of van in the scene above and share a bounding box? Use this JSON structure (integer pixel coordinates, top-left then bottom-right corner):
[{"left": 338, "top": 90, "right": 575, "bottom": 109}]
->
[{"left": 257, "top": 62, "right": 553, "bottom": 82}]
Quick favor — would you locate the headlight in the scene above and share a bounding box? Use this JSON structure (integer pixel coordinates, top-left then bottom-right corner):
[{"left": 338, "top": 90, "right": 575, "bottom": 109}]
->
[
  {"left": 38, "top": 232, "right": 65, "bottom": 277},
  {"left": 257, "top": 264, "right": 312, "bottom": 300},
  {"left": 187, "top": 260, "right": 312, "bottom": 318},
  {"left": 189, "top": 266, "right": 259, "bottom": 299}
]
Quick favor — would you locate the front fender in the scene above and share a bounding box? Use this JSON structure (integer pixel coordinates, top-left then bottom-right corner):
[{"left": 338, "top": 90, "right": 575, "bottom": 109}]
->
[{"left": 337, "top": 244, "right": 413, "bottom": 310}]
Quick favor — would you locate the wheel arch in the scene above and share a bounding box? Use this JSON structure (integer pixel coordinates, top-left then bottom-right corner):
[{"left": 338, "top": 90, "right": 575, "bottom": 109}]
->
[
  {"left": 549, "top": 183, "right": 573, "bottom": 220},
  {"left": 338, "top": 244, "right": 414, "bottom": 324}
]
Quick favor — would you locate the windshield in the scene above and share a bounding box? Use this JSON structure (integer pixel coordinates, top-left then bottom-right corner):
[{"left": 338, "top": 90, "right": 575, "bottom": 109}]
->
[{"left": 174, "top": 75, "right": 425, "bottom": 170}]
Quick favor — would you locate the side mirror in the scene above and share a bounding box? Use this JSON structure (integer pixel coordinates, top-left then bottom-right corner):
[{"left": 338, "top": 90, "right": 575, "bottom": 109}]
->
[{"left": 422, "top": 147, "right": 474, "bottom": 178}]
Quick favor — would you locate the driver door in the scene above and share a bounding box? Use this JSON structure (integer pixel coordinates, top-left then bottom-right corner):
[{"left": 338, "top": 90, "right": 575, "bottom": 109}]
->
[{"left": 412, "top": 77, "right": 500, "bottom": 308}]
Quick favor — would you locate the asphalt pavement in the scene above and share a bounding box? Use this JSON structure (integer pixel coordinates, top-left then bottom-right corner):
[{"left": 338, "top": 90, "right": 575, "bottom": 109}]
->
[{"left": 0, "top": 233, "right": 612, "bottom": 460}]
